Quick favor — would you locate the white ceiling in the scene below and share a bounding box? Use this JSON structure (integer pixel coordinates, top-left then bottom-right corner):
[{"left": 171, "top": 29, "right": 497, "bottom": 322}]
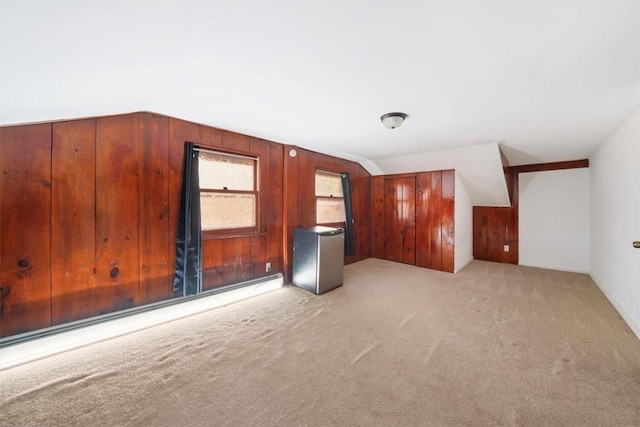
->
[{"left": 1, "top": 1, "right": 639, "bottom": 172}]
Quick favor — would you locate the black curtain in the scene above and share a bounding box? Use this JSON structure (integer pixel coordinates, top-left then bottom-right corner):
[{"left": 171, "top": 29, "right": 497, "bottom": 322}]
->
[
  {"left": 341, "top": 173, "right": 356, "bottom": 256},
  {"left": 173, "top": 142, "right": 202, "bottom": 296}
]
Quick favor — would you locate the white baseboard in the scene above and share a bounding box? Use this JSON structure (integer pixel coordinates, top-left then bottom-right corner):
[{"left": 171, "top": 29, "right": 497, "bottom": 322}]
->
[{"left": 590, "top": 273, "right": 640, "bottom": 341}]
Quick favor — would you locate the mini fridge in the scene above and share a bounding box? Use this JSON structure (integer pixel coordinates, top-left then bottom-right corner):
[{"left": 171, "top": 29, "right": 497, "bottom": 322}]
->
[{"left": 292, "top": 226, "right": 344, "bottom": 294}]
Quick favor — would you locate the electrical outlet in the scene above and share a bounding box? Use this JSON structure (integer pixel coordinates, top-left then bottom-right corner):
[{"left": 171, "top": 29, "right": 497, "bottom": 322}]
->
[
  {"left": 265, "top": 262, "right": 271, "bottom": 272},
  {"left": 504, "top": 245, "right": 510, "bottom": 252}
]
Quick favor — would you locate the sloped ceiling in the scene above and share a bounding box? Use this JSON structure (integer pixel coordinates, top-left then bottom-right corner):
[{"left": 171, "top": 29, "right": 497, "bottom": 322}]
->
[{"left": 1, "top": 1, "right": 638, "bottom": 205}]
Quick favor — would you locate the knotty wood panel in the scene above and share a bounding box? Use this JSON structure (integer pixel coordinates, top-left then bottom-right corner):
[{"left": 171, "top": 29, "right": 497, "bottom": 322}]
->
[
  {"left": 139, "top": 113, "right": 171, "bottom": 305},
  {"left": 400, "top": 177, "right": 416, "bottom": 265},
  {"left": 95, "top": 115, "right": 140, "bottom": 315},
  {"left": 51, "top": 120, "right": 97, "bottom": 325},
  {"left": 473, "top": 206, "right": 489, "bottom": 260},
  {"left": 384, "top": 177, "right": 416, "bottom": 264},
  {"left": 268, "top": 142, "right": 284, "bottom": 274},
  {"left": 222, "top": 237, "right": 252, "bottom": 285},
  {"left": 200, "top": 125, "right": 222, "bottom": 147},
  {"left": 371, "top": 176, "right": 385, "bottom": 259},
  {"left": 429, "top": 171, "right": 443, "bottom": 271},
  {"left": 0, "top": 124, "right": 52, "bottom": 336},
  {"left": 202, "top": 238, "right": 223, "bottom": 291},
  {"left": 441, "top": 170, "right": 455, "bottom": 272},
  {"left": 383, "top": 179, "right": 401, "bottom": 262},
  {"left": 353, "top": 173, "right": 372, "bottom": 260},
  {"left": 297, "top": 150, "right": 312, "bottom": 227},
  {"left": 249, "top": 235, "right": 267, "bottom": 279},
  {"left": 222, "top": 130, "right": 251, "bottom": 153},
  {"left": 415, "top": 172, "right": 431, "bottom": 268}
]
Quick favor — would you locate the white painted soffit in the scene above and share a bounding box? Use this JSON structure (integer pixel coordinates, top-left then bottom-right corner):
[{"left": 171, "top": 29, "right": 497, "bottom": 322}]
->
[{"left": 369, "top": 142, "right": 511, "bottom": 207}]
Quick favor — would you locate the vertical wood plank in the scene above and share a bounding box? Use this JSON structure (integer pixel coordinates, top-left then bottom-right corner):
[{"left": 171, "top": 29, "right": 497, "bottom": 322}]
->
[
  {"left": 200, "top": 125, "right": 222, "bottom": 148},
  {"left": 222, "top": 238, "right": 251, "bottom": 285},
  {"left": 268, "top": 142, "right": 284, "bottom": 275},
  {"left": 473, "top": 207, "right": 487, "bottom": 261},
  {"left": 354, "top": 173, "right": 371, "bottom": 261},
  {"left": 415, "top": 172, "right": 431, "bottom": 268},
  {"left": 0, "top": 124, "right": 52, "bottom": 336},
  {"left": 51, "top": 120, "right": 97, "bottom": 325},
  {"left": 297, "top": 150, "right": 312, "bottom": 228},
  {"left": 441, "top": 170, "right": 455, "bottom": 272},
  {"left": 222, "top": 130, "right": 251, "bottom": 152},
  {"left": 383, "top": 179, "right": 399, "bottom": 262},
  {"left": 249, "top": 235, "right": 267, "bottom": 278},
  {"left": 202, "top": 238, "right": 223, "bottom": 291},
  {"left": 486, "top": 208, "right": 499, "bottom": 261},
  {"left": 400, "top": 177, "right": 416, "bottom": 265},
  {"left": 139, "top": 113, "right": 171, "bottom": 305},
  {"left": 283, "top": 145, "right": 298, "bottom": 282},
  {"left": 371, "top": 176, "right": 385, "bottom": 259},
  {"left": 496, "top": 208, "right": 508, "bottom": 263},
  {"left": 95, "top": 114, "right": 140, "bottom": 315},
  {"left": 429, "top": 171, "right": 442, "bottom": 270}
]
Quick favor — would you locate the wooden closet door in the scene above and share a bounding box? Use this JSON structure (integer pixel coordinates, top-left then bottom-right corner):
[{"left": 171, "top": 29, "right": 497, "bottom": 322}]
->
[{"left": 383, "top": 177, "right": 416, "bottom": 264}]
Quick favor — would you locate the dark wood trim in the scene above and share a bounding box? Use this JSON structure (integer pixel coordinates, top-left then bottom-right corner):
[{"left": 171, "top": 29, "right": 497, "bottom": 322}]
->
[{"left": 509, "top": 159, "right": 589, "bottom": 174}]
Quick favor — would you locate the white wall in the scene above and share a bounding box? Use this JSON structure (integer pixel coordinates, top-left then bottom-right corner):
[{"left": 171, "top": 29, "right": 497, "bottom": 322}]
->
[
  {"left": 372, "top": 143, "right": 511, "bottom": 207},
  {"left": 590, "top": 108, "right": 640, "bottom": 339},
  {"left": 519, "top": 168, "right": 590, "bottom": 273},
  {"left": 454, "top": 171, "right": 473, "bottom": 272}
]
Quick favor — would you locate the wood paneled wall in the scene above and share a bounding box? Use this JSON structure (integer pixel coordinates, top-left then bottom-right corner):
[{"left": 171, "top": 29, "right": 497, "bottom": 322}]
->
[
  {"left": 473, "top": 168, "right": 519, "bottom": 264},
  {"left": 371, "top": 169, "right": 455, "bottom": 273},
  {"left": 283, "top": 145, "right": 371, "bottom": 281},
  {"left": 0, "top": 112, "right": 371, "bottom": 338},
  {"left": 0, "top": 124, "right": 53, "bottom": 335}
]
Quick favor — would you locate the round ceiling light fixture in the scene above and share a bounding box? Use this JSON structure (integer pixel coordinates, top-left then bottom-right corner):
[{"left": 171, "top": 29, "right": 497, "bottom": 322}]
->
[{"left": 380, "top": 112, "right": 408, "bottom": 129}]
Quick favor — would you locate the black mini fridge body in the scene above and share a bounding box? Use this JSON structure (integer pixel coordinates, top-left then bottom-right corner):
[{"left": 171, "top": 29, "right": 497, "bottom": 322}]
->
[{"left": 292, "top": 226, "right": 344, "bottom": 294}]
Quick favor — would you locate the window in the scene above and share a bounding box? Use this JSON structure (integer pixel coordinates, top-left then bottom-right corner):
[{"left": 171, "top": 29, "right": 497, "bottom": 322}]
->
[
  {"left": 315, "top": 170, "right": 345, "bottom": 224},
  {"left": 198, "top": 149, "right": 258, "bottom": 234}
]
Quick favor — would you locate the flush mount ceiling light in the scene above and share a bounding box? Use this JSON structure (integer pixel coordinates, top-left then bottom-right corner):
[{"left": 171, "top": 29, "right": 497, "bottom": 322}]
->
[{"left": 380, "top": 112, "right": 408, "bottom": 129}]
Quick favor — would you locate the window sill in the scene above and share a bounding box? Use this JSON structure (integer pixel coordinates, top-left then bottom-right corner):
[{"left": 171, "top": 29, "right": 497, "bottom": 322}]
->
[{"left": 202, "top": 231, "right": 267, "bottom": 240}]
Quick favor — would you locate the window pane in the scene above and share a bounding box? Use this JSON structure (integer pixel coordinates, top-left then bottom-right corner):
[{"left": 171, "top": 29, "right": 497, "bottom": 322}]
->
[
  {"left": 199, "top": 151, "right": 255, "bottom": 191},
  {"left": 315, "top": 170, "right": 343, "bottom": 197},
  {"left": 201, "top": 192, "right": 256, "bottom": 231},
  {"left": 317, "top": 198, "right": 346, "bottom": 224}
]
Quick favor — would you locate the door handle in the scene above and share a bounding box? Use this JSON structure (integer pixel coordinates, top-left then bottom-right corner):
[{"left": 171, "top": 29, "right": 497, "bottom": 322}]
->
[{"left": 634, "top": 241, "right": 640, "bottom": 249}]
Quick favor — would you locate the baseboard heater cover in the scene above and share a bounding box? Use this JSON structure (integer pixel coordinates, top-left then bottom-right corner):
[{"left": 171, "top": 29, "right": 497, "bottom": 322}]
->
[{"left": 0, "top": 274, "right": 283, "bottom": 370}]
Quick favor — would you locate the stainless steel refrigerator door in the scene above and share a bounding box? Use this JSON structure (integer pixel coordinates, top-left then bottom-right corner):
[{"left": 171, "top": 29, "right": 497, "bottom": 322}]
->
[{"left": 316, "top": 232, "right": 344, "bottom": 293}]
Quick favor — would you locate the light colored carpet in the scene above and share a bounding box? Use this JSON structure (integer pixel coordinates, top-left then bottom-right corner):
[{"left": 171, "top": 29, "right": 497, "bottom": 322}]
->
[{"left": 1, "top": 259, "right": 639, "bottom": 426}]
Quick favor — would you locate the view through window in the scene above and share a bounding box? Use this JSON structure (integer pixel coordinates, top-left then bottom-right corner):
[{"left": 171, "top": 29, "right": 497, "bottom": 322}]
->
[
  {"left": 315, "top": 170, "right": 345, "bottom": 224},
  {"left": 198, "top": 150, "right": 258, "bottom": 233}
]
